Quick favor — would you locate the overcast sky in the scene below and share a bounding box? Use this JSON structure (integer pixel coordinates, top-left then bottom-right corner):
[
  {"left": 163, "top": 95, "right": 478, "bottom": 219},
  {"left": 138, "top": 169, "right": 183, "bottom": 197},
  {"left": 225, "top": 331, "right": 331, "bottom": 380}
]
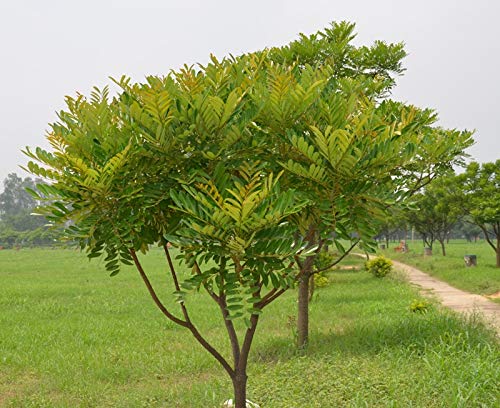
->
[{"left": 1, "top": 0, "right": 499, "bottom": 185}]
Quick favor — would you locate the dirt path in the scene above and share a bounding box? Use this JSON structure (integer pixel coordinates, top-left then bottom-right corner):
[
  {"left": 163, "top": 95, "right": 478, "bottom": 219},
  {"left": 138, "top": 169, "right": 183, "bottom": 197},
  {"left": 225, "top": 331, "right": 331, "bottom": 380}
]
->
[{"left": 391, "top": 259, "right": 500, "bottom": 336}]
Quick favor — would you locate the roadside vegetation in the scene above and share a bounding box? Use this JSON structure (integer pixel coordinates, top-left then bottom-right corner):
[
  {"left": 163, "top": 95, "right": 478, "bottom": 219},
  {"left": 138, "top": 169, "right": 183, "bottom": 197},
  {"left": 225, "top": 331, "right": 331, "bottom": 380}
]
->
[{"left": 1, "top": 248, "right": 498, "bottom": 407}]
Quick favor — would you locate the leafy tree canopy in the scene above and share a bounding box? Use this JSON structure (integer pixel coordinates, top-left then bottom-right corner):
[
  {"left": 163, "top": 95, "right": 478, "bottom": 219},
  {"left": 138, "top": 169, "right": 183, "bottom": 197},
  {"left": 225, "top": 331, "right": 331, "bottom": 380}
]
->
[
  {"left": 23, "top": 21, "right": 474, "bottom": 406},
  {"left": 452, "top": 160, "right": 500, "bottom": 266}
]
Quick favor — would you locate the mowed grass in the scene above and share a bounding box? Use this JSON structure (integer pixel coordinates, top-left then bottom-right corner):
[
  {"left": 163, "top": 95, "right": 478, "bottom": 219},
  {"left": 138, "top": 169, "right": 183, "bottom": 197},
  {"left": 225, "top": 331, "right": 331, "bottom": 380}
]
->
[
  {"left": 0, "top": 248, "right": 499, "bottom": 407},
  {"left": 383, "top": 240, "right": 500, "bottom": 299}
]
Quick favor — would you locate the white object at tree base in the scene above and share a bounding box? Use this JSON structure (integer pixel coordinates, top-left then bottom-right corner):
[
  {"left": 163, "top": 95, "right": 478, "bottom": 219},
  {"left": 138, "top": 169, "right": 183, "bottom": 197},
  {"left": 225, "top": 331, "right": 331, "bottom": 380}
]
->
[{"left": 223, "top": 399, "right": 260, "bottom": 408}]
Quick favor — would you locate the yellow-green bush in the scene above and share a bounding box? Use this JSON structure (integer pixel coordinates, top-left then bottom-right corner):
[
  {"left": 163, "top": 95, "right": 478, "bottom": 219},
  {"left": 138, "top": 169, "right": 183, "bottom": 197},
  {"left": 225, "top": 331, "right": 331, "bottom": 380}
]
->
[{"left": 365, "top": 256, "right": 393, "bottom": 278}]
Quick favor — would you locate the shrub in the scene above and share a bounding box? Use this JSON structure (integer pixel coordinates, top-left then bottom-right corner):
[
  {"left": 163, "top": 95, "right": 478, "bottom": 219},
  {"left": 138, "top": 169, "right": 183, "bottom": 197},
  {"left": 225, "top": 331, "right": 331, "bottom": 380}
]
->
[
  {"left": 313, "top": 272, "right": 329, "bottom": 288},
  {"left": 314, "top": 250, "right": 335, "bottom": 271},
  {"left": 365, "top": 256, "right": 393, "bottom": 278}
]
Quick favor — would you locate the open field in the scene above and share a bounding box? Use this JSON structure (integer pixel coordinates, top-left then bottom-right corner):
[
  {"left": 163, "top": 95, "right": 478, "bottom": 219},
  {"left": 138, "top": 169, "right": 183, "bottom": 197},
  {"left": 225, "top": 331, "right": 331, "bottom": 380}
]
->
[
  {"left": 382, "top": 240, "right": 500, "bottom": 301},
  {"left": 1, "top": 248, "right": 499, "bottom": 407}
]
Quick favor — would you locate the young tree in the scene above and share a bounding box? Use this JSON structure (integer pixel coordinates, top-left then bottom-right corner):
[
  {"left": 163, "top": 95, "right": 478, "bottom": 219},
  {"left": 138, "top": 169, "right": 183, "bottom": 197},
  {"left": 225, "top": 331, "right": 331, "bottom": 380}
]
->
[
  {"left": 24, "top": 23, "right": 473, "bottom": 406},
  {"left": 406, "top": 176, "right": 462, "bottom": 255},
  {"left": 24, "top": 52, "right": 315, "bottom": 407},
  {"left": 452, "top": 161, "right": 500, "bottom": 266},
  {"left": 261, "top": 22, "right": 473, "bottom": 345}
]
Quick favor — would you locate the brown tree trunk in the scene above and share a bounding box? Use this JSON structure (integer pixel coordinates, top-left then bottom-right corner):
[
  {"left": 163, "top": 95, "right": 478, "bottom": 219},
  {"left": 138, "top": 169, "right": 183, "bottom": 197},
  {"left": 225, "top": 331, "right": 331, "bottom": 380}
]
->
[
  {"left": 297, "top": 271, "right": 310, "bottom": 347},
  {"left": 440, "top": 240, "right": 446, "bottom": 256},
  {"left": 308, "top": 274, "right": 315, "bottom": 302},
  {"left": 232, "top": 371, "right": 248, "bottom": 408},
  {"left": 296, "top": 225, "right": 317, "bottom": 348},
  {"left": 496, "top": 240, "right": 500, "bottom": 268}
]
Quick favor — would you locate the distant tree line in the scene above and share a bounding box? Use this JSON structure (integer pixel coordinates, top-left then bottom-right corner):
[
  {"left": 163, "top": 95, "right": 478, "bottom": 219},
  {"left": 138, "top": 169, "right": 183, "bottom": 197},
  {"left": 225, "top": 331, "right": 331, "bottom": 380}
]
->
[
  {"left": 376, "top": 160, "right": 500, "bottom": 266},
  {"left": 0, "top": 173, "right": 60, "bottom": 247}
]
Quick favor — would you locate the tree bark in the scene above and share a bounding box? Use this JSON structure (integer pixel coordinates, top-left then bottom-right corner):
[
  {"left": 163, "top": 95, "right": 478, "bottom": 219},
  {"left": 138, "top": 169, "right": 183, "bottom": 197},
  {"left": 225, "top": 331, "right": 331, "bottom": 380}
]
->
[
  {"left": 297, "top": 271, "right": 310, "bottom": 347},
  {"left": 439, "top": 240, "right": 446, "bottom": 256},
  {"left": 496, "top": 239, "right": 500, "bottom": 268},
  {"left": 308, "top": 274, "right": 315, "bottom": 302},
  {"left": 295, "top": 225, "right": 319, "bottom": 348},
  {"left": 478, "top": 224, "right": 500, "bottom": 268},
  {"left": 232, "top": 371, "right": 248, "bottom": 408}
]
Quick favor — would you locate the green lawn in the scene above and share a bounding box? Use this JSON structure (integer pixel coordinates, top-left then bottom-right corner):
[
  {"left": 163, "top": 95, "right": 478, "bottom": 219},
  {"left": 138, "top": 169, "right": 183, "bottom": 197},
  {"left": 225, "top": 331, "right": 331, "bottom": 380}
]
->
[
  {"left": 0, "top": 248, "right": 498, "bottom": 407},
  {"left": 382, "top": 240, "right": 500, "bottom": 300}
]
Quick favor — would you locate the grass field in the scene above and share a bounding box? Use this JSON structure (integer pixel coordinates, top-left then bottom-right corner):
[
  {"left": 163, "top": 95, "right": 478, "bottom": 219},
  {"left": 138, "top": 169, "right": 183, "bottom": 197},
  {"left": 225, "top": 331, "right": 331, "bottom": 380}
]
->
[
  {"left": 0, "top": 248, "right": 499, "bottom": 407},
  {"left": 382, "top": 240, "right": 500, "bottom": 301}
]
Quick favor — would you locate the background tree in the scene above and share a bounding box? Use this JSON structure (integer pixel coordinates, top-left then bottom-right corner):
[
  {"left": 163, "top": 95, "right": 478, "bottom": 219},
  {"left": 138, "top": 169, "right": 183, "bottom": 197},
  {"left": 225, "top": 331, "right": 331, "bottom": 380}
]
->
[
  {"left": 0, "top": 173, "right": 48, "bottom": 246},
  {"left": 451, "top": 161, "right": 500, "bottom": 266},
  {"left": 375, "top": 208, "right": 408, "bottom": 248},
  {"left": 451, "top": 217, "right": 483, "bottom": 242},
  {"left": 0, "top": 174, "right": 37, "bottom": 215},
  {"left": 406, "top": 176, "right": 462, "bottom": 255},
  {"left": 261, "top": 22, "right": 473, "bottom": 346}
]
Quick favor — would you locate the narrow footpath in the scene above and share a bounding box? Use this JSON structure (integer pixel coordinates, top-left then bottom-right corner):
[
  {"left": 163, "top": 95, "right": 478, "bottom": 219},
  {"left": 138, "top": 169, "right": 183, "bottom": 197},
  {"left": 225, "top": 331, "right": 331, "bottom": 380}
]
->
[{"left": 391, "top": 259, "right": 500, "bottom": 337}]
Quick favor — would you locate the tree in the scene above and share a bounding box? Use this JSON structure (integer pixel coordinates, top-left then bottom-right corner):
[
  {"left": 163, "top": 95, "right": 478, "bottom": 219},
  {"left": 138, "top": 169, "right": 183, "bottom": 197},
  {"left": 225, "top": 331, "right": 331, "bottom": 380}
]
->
[
  {"left": 24, "top": 22, "right": 473, "bottom": 406},
  {"left": 0, "top": 173, "right": 47, "bottom": 239},
  {"left": 25, "top": 58, "right": 311, "bottom": 406},
  {"left": 0, "top": 173, "right": 38, "bottom": 216},
  {"left": 451, "top": 217, "right": 482, "bottom": 242},
  {"left": 406, "top": 176, "right": 462, "bottom": 255},
  {"left": 263, "top": 22, "right": 472, "bottom": 346},
  {"left": 452, "top": 161, "right": 500, "bottom": 266},
  {"left": 375, "top": 208, "right": 408, "bottom": 248}
]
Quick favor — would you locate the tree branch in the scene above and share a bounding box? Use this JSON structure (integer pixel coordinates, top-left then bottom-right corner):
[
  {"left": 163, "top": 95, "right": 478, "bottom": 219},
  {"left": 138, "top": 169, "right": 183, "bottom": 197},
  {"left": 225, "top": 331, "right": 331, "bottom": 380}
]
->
[
  {"left": 478, "top": 224, "right": 496, "bottom": 252},
  {"left": 218, "top": 292, "right": 241, "bottom": 366},
  {"left": 257, "top": 288, "right": 287, "bottom": 309},
  {"left": 313, "top": 239, "right": 360, "bottom": 274},
  {"left": 239, "top": 314, "right": 260, "bottom": 373},
  {"left": 129, "top": 249, "right": 188, "bottom": 327},
  {"left": 163, "top": 244, "right": 190, "bottom": 322},
  {"left": 131, "top": 248, "right": 234, "bottom": 378},
  {"left": 193, "top": 260, "right": 220, "bottom": 303}
]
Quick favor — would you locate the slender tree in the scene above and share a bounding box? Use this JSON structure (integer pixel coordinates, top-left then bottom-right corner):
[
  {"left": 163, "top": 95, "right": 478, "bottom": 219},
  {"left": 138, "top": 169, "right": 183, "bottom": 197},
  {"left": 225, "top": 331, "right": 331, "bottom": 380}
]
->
[
  {"left": 451, "top": 161, "right": 500, "bottom": 266},
  {"left": 261, "top": 23, "right": 473, "bottom": 345},
  {"left": 406, "top": 176, "right": 462, "bottom": 256}
]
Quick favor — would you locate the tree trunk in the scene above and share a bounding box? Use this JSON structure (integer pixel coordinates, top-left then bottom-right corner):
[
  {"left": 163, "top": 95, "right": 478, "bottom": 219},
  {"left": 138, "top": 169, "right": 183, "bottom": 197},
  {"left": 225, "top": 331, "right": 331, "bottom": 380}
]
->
[
  {"left": 232, "top": 371, "right": 248, "bottom": 408},
  {"left": 308, "top": 274, "right": 315, "bottom": 302},
  {"left": 296, "top": 225, "right": 317, "bottom": 348},
  {"left": 496, "top": 240, "right": 500, "bottom": 268},
  {"left": 297, "top": 271, "right": 310, "bottom": 347},
  {"left": 440, "top": 240, "right": 446, "bottom": 256}
]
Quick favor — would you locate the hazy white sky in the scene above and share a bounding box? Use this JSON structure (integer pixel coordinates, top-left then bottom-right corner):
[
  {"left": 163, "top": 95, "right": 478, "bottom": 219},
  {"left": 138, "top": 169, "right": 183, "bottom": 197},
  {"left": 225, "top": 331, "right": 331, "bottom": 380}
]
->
[{"left": 1, "top": 0, "right": 499, "bottom": 184}]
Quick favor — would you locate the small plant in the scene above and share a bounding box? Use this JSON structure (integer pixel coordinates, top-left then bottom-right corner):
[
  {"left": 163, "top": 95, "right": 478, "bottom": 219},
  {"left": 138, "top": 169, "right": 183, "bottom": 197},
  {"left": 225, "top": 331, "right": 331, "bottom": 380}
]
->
[
  {"left": 410, "top": 299, "right": 431, "bottom": 313},
  {"left": 365, "top": 256, "right": 393, "bottom": 278},
  {"left": 314, "top": 250, "right": 335, "bottom": 271},
  {"left": 313, "top": 272, "right": 329, "bottom": 288}
]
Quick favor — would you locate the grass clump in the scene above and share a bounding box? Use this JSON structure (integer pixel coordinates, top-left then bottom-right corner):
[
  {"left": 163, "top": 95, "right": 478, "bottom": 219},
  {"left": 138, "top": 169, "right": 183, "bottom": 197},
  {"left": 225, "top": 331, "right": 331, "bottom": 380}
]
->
[{"left": 410, "top": 298, "right": 432, "bottom": 313}]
